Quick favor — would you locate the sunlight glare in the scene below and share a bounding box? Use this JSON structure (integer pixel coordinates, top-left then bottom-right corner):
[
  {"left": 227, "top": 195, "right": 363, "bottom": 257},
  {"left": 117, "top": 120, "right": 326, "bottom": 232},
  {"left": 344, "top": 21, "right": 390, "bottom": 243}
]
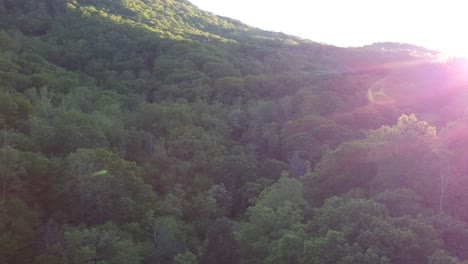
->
[{"left": 190, "top": 0, "right": 468, "bottom": 55}]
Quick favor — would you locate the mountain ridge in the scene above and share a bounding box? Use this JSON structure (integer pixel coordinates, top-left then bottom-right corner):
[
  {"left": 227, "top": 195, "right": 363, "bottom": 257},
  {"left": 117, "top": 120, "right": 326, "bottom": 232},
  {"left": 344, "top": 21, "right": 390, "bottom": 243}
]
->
[{"left": 2, "top": 0, "right": 468, "bottom": 263}]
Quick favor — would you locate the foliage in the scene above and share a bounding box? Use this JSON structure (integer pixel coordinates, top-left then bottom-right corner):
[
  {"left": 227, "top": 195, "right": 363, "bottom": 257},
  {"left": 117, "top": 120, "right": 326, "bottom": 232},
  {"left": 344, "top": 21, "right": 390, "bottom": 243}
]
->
[{"left": 0, "top": 0, "right": 467, "bottom": 262}]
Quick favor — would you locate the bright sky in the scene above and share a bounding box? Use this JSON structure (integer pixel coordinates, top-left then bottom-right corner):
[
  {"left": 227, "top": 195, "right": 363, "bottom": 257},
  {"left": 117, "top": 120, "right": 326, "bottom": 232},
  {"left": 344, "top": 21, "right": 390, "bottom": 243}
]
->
[{"left": 190, "top": 0, "right": 468, "bottom": 56}]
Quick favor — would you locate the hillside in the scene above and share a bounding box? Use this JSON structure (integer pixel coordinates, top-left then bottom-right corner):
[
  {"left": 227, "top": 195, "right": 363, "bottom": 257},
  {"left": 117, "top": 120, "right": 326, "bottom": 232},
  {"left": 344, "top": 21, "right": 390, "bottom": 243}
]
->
[{"left": 1, "top": 0, "right": 468, "bottom": 263}]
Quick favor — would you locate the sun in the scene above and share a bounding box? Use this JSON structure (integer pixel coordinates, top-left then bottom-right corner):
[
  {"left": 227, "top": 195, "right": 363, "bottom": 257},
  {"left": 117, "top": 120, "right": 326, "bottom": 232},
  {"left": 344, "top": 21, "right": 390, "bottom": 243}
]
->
[{"left": 438, "top": 42, "right": 468, "bottom": 59}]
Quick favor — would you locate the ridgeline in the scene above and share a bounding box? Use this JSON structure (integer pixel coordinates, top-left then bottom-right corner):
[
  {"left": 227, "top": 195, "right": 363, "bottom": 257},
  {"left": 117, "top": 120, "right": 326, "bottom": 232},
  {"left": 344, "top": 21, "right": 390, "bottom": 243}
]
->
[{"left": 1, "top": 0, "right": 468, "bottom": 263}]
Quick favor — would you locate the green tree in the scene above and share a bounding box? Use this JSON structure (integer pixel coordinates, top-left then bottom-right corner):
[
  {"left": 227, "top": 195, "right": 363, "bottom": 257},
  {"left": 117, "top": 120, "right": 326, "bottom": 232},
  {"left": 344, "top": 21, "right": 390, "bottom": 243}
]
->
[
  {"left": 0, "top": 147, "right": 20, "bottom": 203},
  {"left": 200, "top": 218, "right": 239, "bottom": 264},
  {"left": 0, "top": 198, "right": 40, "bottom": 263},
  {"left": 174, "top": 251, "right": 198, "bottom": 264},
  {"left": 265, "top": 228, "right": 305, "bottom": 264},
  {"left": 36, "top": 223, "right": 141, "bottom": 264},
  {"left": 428, "top": 250, "right": 460, "bottom": 264},
  {"left": 65, "top": 148, "right": 156, "bottom": 224},
  {"left": 141, "top": 211, "right": 189, "bottom": 263},
  {"left": 54, "top": 112, "right": 108, "bottom": 154},
  {"left": 302, "top": 230, "right": 352, "bottom": 264}
]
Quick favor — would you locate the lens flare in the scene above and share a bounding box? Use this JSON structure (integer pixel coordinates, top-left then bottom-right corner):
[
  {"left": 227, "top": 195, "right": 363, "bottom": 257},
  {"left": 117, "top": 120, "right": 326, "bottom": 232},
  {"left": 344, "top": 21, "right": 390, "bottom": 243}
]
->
[{"left": 92, "top": 170, "right": 108, "bottom": 176}]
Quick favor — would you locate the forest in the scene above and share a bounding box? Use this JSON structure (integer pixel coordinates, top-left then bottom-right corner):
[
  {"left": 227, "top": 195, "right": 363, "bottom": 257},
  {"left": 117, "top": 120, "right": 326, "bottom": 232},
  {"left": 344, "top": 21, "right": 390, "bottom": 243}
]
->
[{"left": 1, "top": 0, "right": 468, "bottom": 263}]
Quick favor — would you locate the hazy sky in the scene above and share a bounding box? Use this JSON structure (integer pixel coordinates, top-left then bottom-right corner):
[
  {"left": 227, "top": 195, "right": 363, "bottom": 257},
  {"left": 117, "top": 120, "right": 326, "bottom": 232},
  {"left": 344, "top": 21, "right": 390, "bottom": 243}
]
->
[{"left": 190, "top": 0, "right": 468, "bottom": 55}]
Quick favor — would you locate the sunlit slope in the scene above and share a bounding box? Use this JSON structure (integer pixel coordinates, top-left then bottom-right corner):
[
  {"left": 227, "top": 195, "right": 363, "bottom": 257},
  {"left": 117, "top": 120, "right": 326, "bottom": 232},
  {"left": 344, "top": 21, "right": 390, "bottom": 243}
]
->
[
  {"left": 2, "top": 0, "right": 468, "bottom": 263},
  {"left": 2, "top": 0, "right": 467, "bottom": 134}
]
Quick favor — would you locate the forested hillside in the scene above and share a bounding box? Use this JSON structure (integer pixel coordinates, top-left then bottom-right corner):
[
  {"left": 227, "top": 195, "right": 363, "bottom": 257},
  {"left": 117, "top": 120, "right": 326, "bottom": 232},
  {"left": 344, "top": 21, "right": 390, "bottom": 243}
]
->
[{"left": 2, "top": 0, "right": 468, "bottom": 263}]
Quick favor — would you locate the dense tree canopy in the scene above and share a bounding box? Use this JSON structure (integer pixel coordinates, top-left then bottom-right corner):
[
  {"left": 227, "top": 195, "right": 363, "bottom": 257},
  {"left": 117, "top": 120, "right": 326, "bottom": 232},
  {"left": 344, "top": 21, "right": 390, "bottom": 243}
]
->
[{"left": 1, "top": 0, "right": 468, "bottom": 263}]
